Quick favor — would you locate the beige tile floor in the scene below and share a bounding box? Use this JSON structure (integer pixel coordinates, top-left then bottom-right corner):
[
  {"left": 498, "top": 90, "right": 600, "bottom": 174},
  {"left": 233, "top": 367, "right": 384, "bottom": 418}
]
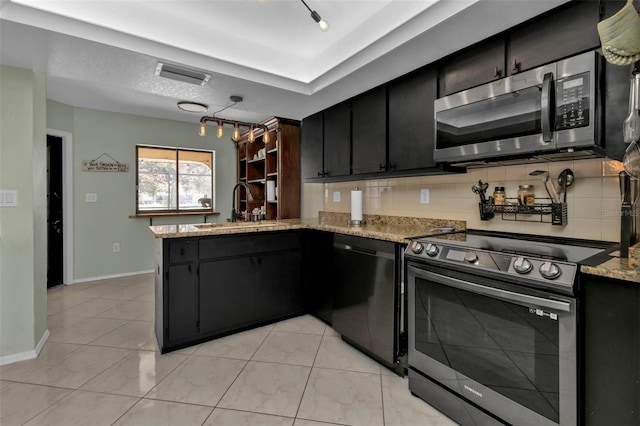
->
[{"left": 0, "top": 273, "right": 457, "bottom": 426}]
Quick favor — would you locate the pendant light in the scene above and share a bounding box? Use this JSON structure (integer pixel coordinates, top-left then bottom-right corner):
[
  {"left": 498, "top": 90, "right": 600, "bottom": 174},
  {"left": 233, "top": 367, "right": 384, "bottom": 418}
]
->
[
  {"left": 248, "top": 126, "right": 255, "bottom": 143},
  {"left": 233, "top": 123, "right": 240, "bottom": 142},
  {"left": 216, "top": 121, "right": 224, "bottom": 139}
]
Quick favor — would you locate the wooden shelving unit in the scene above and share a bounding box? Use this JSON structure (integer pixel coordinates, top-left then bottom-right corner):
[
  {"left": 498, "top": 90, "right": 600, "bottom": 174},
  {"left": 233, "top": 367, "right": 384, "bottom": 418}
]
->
[{"left": 236, "top": 117, "right": 301, "bottom": 220}]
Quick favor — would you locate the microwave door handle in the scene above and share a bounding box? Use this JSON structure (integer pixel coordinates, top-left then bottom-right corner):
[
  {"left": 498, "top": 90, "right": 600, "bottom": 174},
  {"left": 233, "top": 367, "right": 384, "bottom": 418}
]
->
[{"left": 541, "top": 72, "right": 554, "bottom": 142}]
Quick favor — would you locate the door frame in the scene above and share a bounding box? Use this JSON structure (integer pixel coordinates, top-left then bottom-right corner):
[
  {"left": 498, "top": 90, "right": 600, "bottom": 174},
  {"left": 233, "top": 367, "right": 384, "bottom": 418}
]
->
[{"left": 46, "top": 128, "right": 73, "bottom": 285}]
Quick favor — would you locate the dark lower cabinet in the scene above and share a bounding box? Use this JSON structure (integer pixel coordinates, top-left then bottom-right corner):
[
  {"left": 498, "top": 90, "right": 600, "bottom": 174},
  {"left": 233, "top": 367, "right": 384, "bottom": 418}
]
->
[
  {"left": 157, "top": 231, "right": 303, "bottom": 353},
  {"left": 302, "top": 230, "right": 334, "bottom": 324},
  {"left": 255, "top": 251, "right": 302, "bottom": 321},
  {"left": 581, "top": 274, "right": 639, "bottom": 426},
  {"left": 199, "top": 257, "right": 255, "bottom": 335},
  {"left": 166, "top": 263, "right": 198, "bottom": 343}
]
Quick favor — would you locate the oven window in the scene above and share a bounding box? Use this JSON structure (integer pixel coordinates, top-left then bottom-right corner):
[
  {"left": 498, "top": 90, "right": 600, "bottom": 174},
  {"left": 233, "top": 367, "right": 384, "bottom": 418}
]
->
[
  {"left": 414, "top": 277, "right": 559, "bottom": 423},
  {"left": 436, "top": 85, "right": 542, "bottom": 149}
]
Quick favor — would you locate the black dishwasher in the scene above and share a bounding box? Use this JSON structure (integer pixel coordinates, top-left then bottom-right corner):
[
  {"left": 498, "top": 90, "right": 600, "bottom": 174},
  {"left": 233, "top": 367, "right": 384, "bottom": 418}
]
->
[{"left": 332, "top": 234, "right": 405, "bottom": 375}]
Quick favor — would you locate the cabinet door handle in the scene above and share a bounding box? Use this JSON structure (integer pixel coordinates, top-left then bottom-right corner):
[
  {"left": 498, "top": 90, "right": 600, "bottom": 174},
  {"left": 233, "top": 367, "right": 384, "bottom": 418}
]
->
[
  {"left": 317, "top": 171, "right": 324, "bottom": 177},
  {"left": 188, "top": 264, "right": 192, "bottom": 273},
  {"left": 493, "top": 67, "right": 501, "bottom": 78},
  {"left": 389, "top": 163, "right": 397, "bottom": 171},
  {"left": 379, "top": 163, "right": 387, "bottom": 171},
  {"left": 511, "top": 59, "right": 520, "bottom": 73},
  {"left": 180, "top": 248, "right": 185, "bottom": 256}
]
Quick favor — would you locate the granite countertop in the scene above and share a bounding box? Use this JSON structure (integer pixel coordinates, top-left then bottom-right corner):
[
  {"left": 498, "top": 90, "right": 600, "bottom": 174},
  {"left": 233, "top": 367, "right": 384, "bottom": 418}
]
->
[
  {"left": 149, "top": 212, "right": 639, "bottom": 283},
  {"left": 148, "top": 212, "right": 466, "bottom": 245},
  {"left": 580, "top": 244, "right": 640, "bottom": 284}
]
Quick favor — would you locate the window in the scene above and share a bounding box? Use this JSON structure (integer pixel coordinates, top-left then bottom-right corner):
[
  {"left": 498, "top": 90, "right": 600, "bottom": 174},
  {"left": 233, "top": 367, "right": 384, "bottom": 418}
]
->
[{"left": 136, "top": 145, "right": 214, "bottom": 213}]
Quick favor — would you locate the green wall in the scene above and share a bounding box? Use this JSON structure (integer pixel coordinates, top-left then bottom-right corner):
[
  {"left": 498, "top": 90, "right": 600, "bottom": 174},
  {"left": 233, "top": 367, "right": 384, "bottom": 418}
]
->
[
  {"left": 0, "top": 66, "right": 47, "bottom": 357},
  {"left": 47, "top": 101, "right": 238, "bottom": 281}
]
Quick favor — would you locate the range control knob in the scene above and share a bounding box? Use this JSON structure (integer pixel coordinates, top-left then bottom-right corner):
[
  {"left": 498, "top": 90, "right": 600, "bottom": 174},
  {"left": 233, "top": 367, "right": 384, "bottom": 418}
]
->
[
  {"left": 464, "top": 251, "right": 478, "bottom": 263},
  {"left": 424, "top": 243, "right": 439, "bottom": 257},
  {"left": 409, "top": 241, "right": 424, "bottom": 254},
  {"left": 539, "top": 262, "right": 562, "bottom": 280},
  {"left": 513, "top": 257, "right": 533, "bottom": 274}
]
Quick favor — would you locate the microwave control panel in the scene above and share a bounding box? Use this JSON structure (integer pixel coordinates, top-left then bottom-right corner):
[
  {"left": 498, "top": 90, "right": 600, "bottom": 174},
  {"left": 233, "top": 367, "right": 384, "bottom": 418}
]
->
[{"left": 555, "top": 72, "right": 590, "bottom": 130}]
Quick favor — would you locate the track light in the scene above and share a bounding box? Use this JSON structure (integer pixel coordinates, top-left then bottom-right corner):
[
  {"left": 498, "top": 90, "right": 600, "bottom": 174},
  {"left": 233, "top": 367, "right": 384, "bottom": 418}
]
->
[
  {"left": 248, "top": 126, "right": 255, "bottom": 143},
  {"left": 233, "top": 123, "right": 240, "bottom": 142},
  {"left": 300, "top": 0, "right": 329, "bottom": 32},
  {"left": 263, "top": 130, "right": 271, "bottom": 144}
]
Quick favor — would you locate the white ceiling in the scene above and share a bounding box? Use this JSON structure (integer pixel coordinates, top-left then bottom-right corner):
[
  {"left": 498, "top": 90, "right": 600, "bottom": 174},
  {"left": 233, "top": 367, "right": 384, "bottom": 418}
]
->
[{"left": 0, "top": 0, "right": 570, "bottom": 124}]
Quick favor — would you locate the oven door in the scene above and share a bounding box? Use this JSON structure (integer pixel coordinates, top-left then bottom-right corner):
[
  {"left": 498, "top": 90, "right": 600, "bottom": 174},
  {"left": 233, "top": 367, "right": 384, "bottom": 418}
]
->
[{"left": 407, "top": 262, "right": 577, "bottom": 426}]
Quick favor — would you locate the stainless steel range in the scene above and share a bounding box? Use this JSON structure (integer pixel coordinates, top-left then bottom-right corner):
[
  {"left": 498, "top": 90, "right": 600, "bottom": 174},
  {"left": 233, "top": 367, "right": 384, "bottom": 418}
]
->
[{"left": 404, "top": 230, "right": 616, "bottom": 426}]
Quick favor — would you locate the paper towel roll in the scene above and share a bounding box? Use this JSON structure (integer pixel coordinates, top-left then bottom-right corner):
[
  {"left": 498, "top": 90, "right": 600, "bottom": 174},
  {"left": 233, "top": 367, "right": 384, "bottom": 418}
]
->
[
  {"left": 266, "top": 180, "right": 276, "bottom": 202},
  {"left": 351, "top": 189, "right": 363, "bottom": 222}
]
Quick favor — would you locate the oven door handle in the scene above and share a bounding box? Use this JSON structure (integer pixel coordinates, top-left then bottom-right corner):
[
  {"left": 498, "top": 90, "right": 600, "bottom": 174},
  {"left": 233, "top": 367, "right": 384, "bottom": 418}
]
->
[{"left": 408, "top": 266, "right": 571, "bottom": 313}]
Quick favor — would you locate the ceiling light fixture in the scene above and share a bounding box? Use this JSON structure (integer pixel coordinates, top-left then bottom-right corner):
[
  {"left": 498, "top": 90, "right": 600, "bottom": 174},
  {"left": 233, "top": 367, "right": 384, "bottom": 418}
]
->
[
  {"left": 300, "top": 0, "right": 329, "bottom": 32},
  {"left": 177, "top": 101, "right": 208, "bottom": 113},
  {"left": 198, "top": 95, "right": 269, "bottom": 143}
]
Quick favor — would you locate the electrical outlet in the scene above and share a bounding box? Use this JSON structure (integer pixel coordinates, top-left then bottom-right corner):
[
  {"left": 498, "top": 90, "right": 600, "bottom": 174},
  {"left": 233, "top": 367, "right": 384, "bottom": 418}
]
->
[
  {"left": 420, "top": 188, "right": 430, "bottom": 204},
  {"left": 113, "top": 243, "right": 120, "bottom": 253},
  {"left": 85, "top": 193, "right": 98, "bottom": 203},
  {"left": 333, "top": 191, "right": 341, "bottom": 202}
]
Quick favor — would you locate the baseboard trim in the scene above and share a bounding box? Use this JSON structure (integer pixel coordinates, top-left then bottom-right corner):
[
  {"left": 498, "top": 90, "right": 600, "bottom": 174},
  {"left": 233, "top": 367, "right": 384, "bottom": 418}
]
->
[
  {"left": 70, "top": 269, "right": 154, "bottom": 285},
  {"left": 0, "top": 329, "right": 50, "bottom": 366}
]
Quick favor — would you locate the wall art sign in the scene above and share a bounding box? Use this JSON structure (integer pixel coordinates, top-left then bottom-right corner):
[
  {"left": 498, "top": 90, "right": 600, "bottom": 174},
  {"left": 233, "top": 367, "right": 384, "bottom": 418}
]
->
[{"left": 82, "top": 153, "right": 129, "bottom": 172}]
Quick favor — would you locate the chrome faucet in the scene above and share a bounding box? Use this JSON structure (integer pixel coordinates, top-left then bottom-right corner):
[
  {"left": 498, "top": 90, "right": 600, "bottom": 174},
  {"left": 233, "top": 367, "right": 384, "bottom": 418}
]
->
[{"left": 230, "top": 182, "right": 251, "bottom": 222}]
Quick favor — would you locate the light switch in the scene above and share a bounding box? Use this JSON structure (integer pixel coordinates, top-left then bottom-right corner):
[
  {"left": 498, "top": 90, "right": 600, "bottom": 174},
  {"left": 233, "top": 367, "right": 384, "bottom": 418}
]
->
[
  {"left": 0, "top": 190, "right": 17, "bottom": 207},
  {"left": 85, "top": 193, "right": 98, "bottom": 203},
  {"left": 333, "top": 191, "right": 341, "bottom": 202}
]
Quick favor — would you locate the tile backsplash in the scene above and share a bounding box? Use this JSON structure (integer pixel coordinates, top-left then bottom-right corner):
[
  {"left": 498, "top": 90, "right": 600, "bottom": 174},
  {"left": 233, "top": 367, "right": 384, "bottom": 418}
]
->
[{"left": 316, "top": 159, "right": 633, "bottom": 242}]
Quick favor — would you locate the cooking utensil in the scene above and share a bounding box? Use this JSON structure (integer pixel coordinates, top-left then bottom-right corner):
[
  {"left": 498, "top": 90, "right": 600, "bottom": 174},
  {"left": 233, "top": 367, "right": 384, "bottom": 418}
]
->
[
  {"left": 623, "top": 140, "right": 640, "bottom": 179},
  {"left": 619, "top": 170, "right": 633, "bottom": 258},
  {"left": 472, "top": 180, "right": 489, "bottom": 204},
  {"left": 529, "top": 170, "right": 560, "bottom": 203},
  {"left": 557, "top": 168, "right": 574, "bottom": 203},
  {"left": 623, "top": 72, "right": 640, "bottom": 143},
  {"left": 620, "top": 170, "right": 632, "bottom": 204}
]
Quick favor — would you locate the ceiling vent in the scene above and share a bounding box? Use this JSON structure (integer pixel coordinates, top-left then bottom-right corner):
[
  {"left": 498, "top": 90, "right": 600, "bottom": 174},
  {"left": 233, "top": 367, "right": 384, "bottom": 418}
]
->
[{"left": 155, "top": 62, "right": 211, "bottom": 86}]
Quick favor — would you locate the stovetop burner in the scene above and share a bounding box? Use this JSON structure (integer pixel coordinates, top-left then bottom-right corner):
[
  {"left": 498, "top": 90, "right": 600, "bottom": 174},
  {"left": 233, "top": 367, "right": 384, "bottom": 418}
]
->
[{"left": 405, "top": 229, "right": 618, "bottom": 295}]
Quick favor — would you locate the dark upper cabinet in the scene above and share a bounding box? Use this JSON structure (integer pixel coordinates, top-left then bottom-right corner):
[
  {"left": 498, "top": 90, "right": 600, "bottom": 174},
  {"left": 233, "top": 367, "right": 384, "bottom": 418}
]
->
[
  {"left": 301, "top": 111, "right": 324, "bottom": 180},
  {"left": 388, "top": 67, "right": 437, "bottom": 171},
  {"left": 352, "top": 86, "right": 387, "bottom": 174},
  {"left": 507, "top": 1, "right": 601, "bottom": 75},
  {"left": 438, "top": 37, "right": 505, "bottom": 96},
  {"left": 323, "top": 101, "right": 351, "bottom": 177}
]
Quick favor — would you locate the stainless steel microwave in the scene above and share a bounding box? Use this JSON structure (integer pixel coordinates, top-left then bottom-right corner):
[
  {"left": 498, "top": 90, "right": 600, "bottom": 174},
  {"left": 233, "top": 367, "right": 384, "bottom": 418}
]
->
[{"left": 434, "top": 51, "right": 600, "bottom": 165}]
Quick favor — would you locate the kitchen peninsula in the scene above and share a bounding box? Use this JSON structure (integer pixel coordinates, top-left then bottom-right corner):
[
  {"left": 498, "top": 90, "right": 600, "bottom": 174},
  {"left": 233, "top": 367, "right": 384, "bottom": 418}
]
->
[{"left": 149, "top": 213, "right": 466, "bottom": 353}]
